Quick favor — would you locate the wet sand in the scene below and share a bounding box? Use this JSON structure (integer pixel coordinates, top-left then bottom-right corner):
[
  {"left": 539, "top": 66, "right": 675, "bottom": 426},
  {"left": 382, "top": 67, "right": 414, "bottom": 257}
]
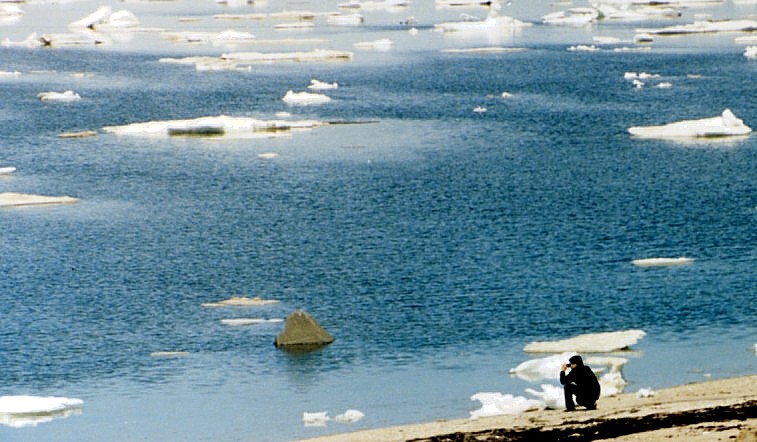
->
[{"left": 299, "top": 374, "right": 757, "bottom": 442}]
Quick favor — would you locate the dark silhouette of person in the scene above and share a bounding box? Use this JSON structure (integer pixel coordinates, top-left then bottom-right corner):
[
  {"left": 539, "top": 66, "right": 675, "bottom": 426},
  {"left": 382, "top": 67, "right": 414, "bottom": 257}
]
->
[{"left": 560, "top": 355, "right": 600, "bottom": 411}]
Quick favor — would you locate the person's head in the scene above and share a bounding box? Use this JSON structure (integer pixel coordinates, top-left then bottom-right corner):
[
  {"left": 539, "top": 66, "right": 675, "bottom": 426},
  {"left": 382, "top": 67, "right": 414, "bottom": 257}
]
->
[{"left": 568, "top": 355, "right": 584, "bottom": 367}]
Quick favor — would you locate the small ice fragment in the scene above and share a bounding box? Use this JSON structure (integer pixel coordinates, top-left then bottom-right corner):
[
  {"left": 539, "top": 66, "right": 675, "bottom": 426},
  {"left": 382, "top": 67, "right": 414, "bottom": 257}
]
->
[
  {"left": 473, "top": 106, "right": 487, "bottom": 113},
  {"left": 334, "top": 409, "right": 365, "bottom": 423},
  {"left": 201, "top": 296, "right": 279, "bottom": 307},
  {"left": 258, "top": 152, "right": 279, "bottom": 159},
  {"left": 37, "top": 90, "right": 81, "bottom": 102},
  {"left": 303, "top": 411, "right": 329, "bottom": 427},
  {"left": 307, "top": 79, "right": 338, "bottom": 90},
  {"left": 636, "top": 388, "right": 655, "bottom": 398},
  {"left": 469, "top": 392, "right": 544, "bottom": 419},
  {"left": 282, "top": 90, "right": 331, "bottom": 105},
  {"left": 501, "top": 91, "right": 513, "bottom": 98},
  {"left": 632, "top": 257, "right": 693, "bottom": 267}
]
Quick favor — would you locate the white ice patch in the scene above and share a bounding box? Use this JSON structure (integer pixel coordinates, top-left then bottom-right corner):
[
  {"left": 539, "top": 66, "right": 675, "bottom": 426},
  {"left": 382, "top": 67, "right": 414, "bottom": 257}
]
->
[
  {"left": 334, "top": 409, "right": 365, "bottom": 423},
  {"left": 628, "top": 109, "right": 752, "bottom": 138},
  {"left": 103, "top": 115, "right": 326, "bottom": 138},
  {"left": 220, "top": 318, "right": 284, "bottom": 326},
  {"left": 523, "top": 330, "right": 646, "bottom": 353},
  {"left": 37, "top": 90, "right": 81, "bottom": 102},
  {"left": 509, "top": 352, "right": 573, "bottom": 382},
  {"left": 636, "top": 388, "right": 656, "bottom": 398},
  {"left": 0, "top": 396, "right": 83, "bottom": 428},
  {"left": 469, "top": 392, "right": 544, "bottom": 419},
  {"left": 303, "top": 411, "right": 329, "bottom": 427},
  {"left": 632, "top": 257, "right": 694, "bottom": 267},
  {"left": 282, "top": 90, "right": 331, "bottom": 105}
]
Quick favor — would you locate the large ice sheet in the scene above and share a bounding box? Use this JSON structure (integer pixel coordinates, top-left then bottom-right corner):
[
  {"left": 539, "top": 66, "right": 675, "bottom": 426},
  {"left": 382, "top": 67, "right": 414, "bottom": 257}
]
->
[
  {"left": 102, "top": 115, "right": 327, "bottom": 138},
  {"left": 0, "top": 396, "right": 83, "bottom": 428},
  {"left": 435, "top": 0, "right": 531, "bottom": 32},
  {"left": 523, "top": 330, "right": 646, "bottom": 353},
  {"left": 628, "top": 109, "right": 752, "bottom": 138},
  {"left": 637, "top": 19, "right": 757, "bottom": 36},
  {"left": 0, "top": 192, "right": 79, "bottom": 207}
]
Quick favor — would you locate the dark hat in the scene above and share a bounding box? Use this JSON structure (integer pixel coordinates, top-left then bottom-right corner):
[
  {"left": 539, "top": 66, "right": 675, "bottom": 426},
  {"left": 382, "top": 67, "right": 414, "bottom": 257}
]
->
[{"left": 568, "top": 355, "right": 584, "bottom": 365}]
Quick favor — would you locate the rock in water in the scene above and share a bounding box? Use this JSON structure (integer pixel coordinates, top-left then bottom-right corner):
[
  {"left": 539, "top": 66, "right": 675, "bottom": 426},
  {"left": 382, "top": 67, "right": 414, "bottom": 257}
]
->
[{"left": 275, "top": 310, "right": 334, "bottom": 350}]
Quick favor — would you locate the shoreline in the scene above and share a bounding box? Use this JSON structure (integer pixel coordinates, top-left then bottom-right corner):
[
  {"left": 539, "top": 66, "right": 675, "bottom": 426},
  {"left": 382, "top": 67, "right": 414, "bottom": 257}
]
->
[{"left": 299, "top": 374, "right": 757, "bottom": 442}]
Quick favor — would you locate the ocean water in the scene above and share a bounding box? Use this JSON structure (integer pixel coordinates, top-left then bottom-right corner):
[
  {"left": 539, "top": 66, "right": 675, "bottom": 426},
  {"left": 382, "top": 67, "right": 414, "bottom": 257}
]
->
[{"left": 0, "top": 1, "right": 755, "bottom": 441}]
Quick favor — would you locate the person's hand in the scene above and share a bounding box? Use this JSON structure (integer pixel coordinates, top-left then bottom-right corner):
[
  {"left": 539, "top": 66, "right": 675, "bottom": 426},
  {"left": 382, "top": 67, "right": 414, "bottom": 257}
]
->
[{"left": 561, "top": 364, "right": 568, "bottom": 372}]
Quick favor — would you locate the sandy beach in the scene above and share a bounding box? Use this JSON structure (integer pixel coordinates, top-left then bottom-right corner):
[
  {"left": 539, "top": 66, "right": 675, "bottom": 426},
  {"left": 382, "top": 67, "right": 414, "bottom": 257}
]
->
[{"left": 300, "top": 374, "right": 757, "bottom": 442}]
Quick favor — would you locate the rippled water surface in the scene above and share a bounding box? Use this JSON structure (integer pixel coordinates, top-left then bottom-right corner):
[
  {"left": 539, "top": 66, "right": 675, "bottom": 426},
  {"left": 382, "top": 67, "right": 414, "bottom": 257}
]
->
[{"left": 0, "top": 1, "right": 755, "bottom": 441}]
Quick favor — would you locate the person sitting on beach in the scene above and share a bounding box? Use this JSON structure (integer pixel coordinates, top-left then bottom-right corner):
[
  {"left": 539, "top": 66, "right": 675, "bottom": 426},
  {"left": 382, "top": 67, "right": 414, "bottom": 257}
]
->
[{"left": 560, "top": 355, "right": 600, "bottom": 411}]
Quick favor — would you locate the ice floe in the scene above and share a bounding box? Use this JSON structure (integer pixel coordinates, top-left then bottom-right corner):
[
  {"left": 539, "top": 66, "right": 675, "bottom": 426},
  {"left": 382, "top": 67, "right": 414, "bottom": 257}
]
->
[
  {"left": 523, "top": 330, "right": 646, "bottom": 353},
  {"left": 637, "top": 19, "right": 757, "bottom": 36},
  {"left": 567, "top": 44, "right": 599, "bottom": 52},
  {"left": 0, "top": 166, "right": 16, "bottom": 175},
  {"left": 469, "top": 392, "right": 544, "bottom": 419},
  {"left": 150, "top": 351, "right": 190, "bottom": 357},
  {"left": 303, "top": 411, "right": 330, "bottom": 427},
  {"left": 628, "top": 109, "right": 752, "bottom": 138},
  {"left": 636, "top": 387, "right": 656, "bottom": 398},
  {"left": 160, "top": 49, "right": 352, "bottom": 71},
  {"left": 201, "top": 296, "right": 280, "bottom": 307},
  {"left": 542, "top": 8, "right": 599, "bottom": 26},
  {"left": 0, "top": 396, "right": 83, "bottom": 428},
  {"left": 282, "top": 90, "right": 331, "bottom": 105},
  {"left": 745, "top": 46, "right": 757, "bottom": 59},
  {"left": 334, "top": 409, "right": 365, "bottom": 423},
  {"left": 103, "top": 116, "right": 327, "bottom": 138},
  {"left": 37, "top": 90, "right": 81, "bottom": 102},
  {"left": 632, "top": 257, "right": 694, "bottom": 267},
  {"left": 160, "top": 30, "right": 256, "bottom": 46},
  {"left": 307, "top": 79, "right": 338, "bottom": 90},
  {"left": 0, "top": 192, "right": 79, "bottom": 208},
  {"left": 338, "top": 0, "right": 410, "bottom": 11},
  {"left": 353, "top": 38, "right": 393, "bottom": 51},
  {"left": 327, "top": 13, "right": 364, "bottom": 26},
  {"left": 435, "top": 1, "right": 531, "bottom": 33}
]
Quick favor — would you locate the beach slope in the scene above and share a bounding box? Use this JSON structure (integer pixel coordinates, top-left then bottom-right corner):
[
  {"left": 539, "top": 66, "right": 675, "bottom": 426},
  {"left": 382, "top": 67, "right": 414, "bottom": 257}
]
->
[{"left": 299, "top": 375, "right": 757, "bottom": 442}]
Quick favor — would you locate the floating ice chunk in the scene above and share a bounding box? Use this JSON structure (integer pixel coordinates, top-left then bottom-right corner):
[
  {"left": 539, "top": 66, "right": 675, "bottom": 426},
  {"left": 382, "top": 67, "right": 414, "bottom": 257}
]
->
[
  {"left": 150, "top": 351, "right": 189, "bottom": 357},
  {"left": 0, "top": 166, "right": 16, "bottom": 175},
  {"left": 282, "top": 90, "right": 331, "bottom": 105},
  {"left": 542, "top": 8, "right": 599, "bottom": 26},
  {"left": 524, "top": 384, "right": 565, "bottom": 409},
  {"left": 509, "top": 352, "right": 574, "bottom": 382},
  {"left": 593, "top": 36, "right": 621, "bottom": 44},
  {"left": 469, "top": 392, "right": 545, "bottom": 419},
  {"left": 258, "top": 152, "right": 279, "bottom": 159},
  {"left": 473, "top": 106, "right": 487, "bottom": 113},
  {"left": 0, "top": 396, "right": 83, "bottom": 428},
  {"left": 0, "top": 192, "right": 79, "bottom": 208},
  {"left": 593, "top": 4, "right": 680, "bottom": 21},
  {"left": 327, "top": 13, "right": 364, "bottom": 25},
  {"left": 524, "top": 330, "right": 646, "bottom": 353},
  {"left": 435, "top": 1, "right": 531, "bottom": 32},
  {"left": 624, "top": 72, "right": 661, "bottom": 80},
  {"left": 220, "top": 318, "right": 284, "bottom": 326},
  {"left": 303, "top": 411, "right": 330, "bottom": 427},
  {"left": 103, "top": 115, "right": 327, "bottom": 138},
  {"left": 308, "top": 79, "right": 338, "bottom": 90},
  {"left": 501, "top": 91, "right": 513, "bottom": 98},
  {"left": 637, "top": 19, "right": 757, "bottom": 36},
  {"left": 636, "top": 388, "right": 656, "bottom": 398},
  {"left": 567, "top": 44, "right": 599, "bottom": 52},
  {"left": 201, "top": 296, "right": 280, "bottom": 307},
  {"left": 338, "top": 0, "right": 410, "bottom": 10},
  {"left": 334, "top": 409, "right": 365, "bottom": 423},
  {"left": 745, "top": 46, "right": 757, "bottom": 59},
  {"left": 353, "top": 38, "right": 393, "bottom": 51},
  {"left": 634, "top": 33, "right": 654, "bottom": 43},
  {"left": 629, "top": 109, "right": 752, "bottom": 139},
  {"left": 58, "top": 130, "right": 98, "bottom": 139},
  {"left": 274, "top": 22, "right": 315, "bottom": 30},
  {"left": 632, "top": 257, "right": 694, "bottom": 267},
  {"left": 69, "top": 6, "right": 112, "bottom": 29},
  {"left": 1, "top": 33, "right": 40, "bottom": 48},
  {"left": 38, "top": 90, "right": 81, "bottom": 102}
]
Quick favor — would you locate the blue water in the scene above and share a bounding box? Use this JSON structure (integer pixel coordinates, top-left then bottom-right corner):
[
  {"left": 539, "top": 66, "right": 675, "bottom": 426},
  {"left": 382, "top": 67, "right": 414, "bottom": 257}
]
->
[{"left": 0, "top": 1, "right": 755, "bottom": 441}]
